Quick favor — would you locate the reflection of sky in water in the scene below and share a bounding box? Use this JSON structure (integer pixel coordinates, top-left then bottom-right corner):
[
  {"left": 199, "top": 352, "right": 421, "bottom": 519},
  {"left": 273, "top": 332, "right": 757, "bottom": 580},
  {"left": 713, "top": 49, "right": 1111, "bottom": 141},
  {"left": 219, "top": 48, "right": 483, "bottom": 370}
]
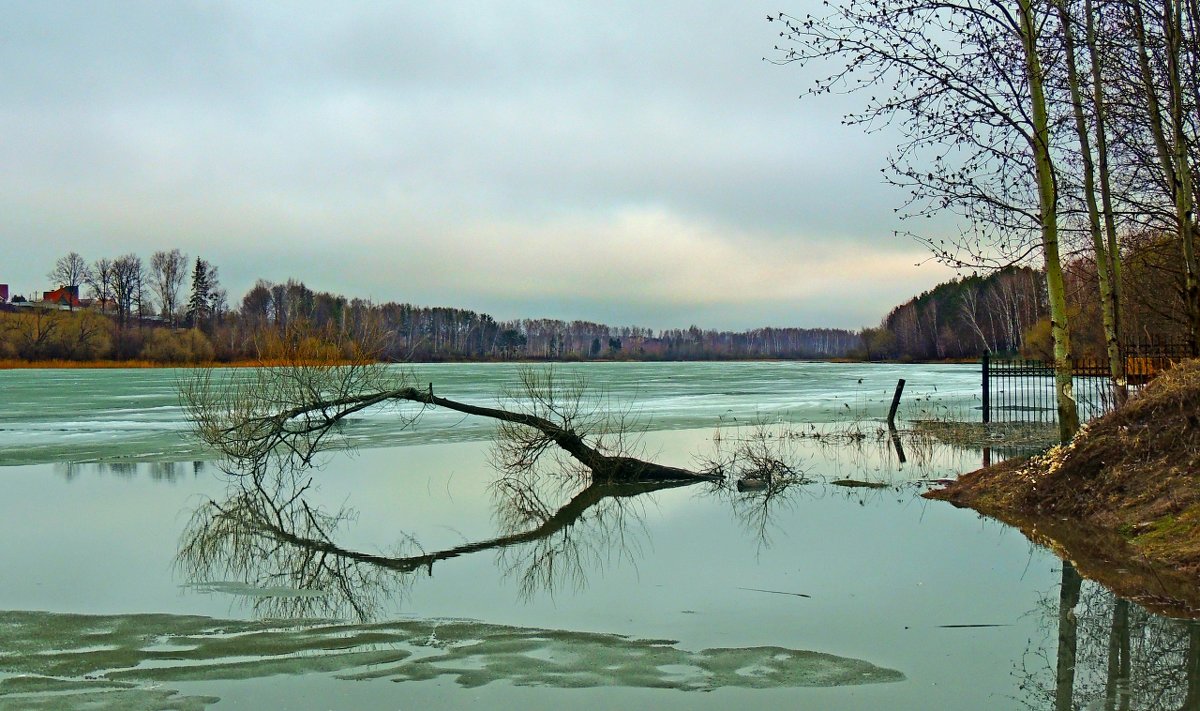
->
[
  {"left": 0, "top": 431, "right": 1065, "bottom": 710},
  {"left": 1, "top": 363, "right": 1187, "bottom": 709}
]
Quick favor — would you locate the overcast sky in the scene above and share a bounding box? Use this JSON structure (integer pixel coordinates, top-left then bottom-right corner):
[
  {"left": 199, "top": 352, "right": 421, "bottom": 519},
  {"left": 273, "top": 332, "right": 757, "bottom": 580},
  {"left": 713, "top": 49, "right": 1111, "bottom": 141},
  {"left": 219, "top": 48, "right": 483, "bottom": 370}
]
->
[{"left": 0, "top": 1, "right": 959, "bottom": 330}]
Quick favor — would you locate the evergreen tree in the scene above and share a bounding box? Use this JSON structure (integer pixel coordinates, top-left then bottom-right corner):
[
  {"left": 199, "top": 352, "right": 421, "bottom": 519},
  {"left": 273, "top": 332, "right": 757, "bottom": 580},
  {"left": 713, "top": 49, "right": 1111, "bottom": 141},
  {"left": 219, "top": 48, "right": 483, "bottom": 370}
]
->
[{"left": 186, "top": 257, "right": 212, "bottom": 328}]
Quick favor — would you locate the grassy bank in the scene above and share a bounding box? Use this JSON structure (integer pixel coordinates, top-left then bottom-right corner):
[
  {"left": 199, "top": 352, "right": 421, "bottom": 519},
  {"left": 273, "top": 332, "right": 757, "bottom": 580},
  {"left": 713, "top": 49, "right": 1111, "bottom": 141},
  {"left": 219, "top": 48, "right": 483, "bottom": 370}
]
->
[{"left": 926, "top": 360, "right": 1200, "bottom": 615}]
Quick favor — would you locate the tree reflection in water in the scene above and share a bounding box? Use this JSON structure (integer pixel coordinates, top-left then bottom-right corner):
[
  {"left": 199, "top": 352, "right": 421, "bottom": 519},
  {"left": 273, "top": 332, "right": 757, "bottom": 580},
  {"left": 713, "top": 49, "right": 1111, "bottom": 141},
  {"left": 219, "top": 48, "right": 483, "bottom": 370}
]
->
[
  {"left": 1018, "top": 562, "right": 1200, "bottom": 710},
  {"left": 178, "top": 408, "right": 816, "bottom": 621},
  {"left": 177, "top": 463, "right": 719, "bottom": 620}
]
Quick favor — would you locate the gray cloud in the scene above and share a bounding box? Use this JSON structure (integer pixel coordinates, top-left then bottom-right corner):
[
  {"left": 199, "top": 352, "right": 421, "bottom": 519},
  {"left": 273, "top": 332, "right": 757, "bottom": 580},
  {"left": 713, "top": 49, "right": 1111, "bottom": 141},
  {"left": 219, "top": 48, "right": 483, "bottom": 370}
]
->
[{"left": 0, "top": 1, "right": 959, "bottom": 329}]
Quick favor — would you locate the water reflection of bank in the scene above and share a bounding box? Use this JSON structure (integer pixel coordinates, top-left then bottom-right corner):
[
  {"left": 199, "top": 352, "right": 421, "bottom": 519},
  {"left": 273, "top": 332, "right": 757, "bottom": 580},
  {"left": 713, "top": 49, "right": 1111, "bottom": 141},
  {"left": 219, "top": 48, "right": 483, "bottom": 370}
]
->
[
  {"left": 1025, "top": 563, "right": 1200, "bottom": 710},
  {"left": 791, "top": 428, "right": 1200, "bottom": 709},
  {"left": 171, "top": 426, "right": 1049, "bottom": 622},
  {"left": 55, "top": 459, "right": 210, "bottom": 481},
  {"left": 172, "top": 462, "right": 1200, "bottom": 709}
]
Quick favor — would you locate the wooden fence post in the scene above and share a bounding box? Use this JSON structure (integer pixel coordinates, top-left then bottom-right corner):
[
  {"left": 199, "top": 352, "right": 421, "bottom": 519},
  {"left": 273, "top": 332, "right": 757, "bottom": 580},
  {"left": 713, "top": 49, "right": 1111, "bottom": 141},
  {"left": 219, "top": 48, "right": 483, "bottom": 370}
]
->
[{"left": 887, "top": 378, "right": 906, "bottom": 431}]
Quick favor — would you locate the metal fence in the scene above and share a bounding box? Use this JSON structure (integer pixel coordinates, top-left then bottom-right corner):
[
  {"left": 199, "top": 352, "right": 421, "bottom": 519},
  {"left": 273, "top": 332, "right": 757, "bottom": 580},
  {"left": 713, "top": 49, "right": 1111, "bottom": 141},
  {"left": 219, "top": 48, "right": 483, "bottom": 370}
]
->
[{"left": 981, "top": 345, "right": 1194, "bottom": 424}]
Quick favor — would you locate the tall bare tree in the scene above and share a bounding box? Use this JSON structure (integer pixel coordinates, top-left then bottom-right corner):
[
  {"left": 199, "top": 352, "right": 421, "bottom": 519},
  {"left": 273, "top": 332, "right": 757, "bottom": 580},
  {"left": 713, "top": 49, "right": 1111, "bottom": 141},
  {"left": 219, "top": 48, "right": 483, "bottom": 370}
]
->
[
  {"left": 1120, "top": 0, "right": 1200, "bottom": 352},
  {"left": 85, "top": 257, "right": 113, "bottom": 307},
  {"left": 46, "top": 252, "right": 91, "bottom": 310},
  {"left": 770, "top": 0, "right": 1080, "bottom": 439},
  {"left": 110, "top": 253, "right": 144, "bottom": 329},
  {"left": 149, "top": 249, "right": 188, "bottom": 326},
  {"left": 1054, "top": 0, "right": 1128, "bottom": 403}
]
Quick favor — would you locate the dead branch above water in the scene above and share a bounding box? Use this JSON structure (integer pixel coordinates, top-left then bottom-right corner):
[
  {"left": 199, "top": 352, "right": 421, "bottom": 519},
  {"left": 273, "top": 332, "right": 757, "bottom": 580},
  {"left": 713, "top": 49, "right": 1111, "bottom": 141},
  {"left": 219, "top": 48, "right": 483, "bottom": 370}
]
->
[{"left": 183, "top": 361, "right": 722, "bottom": 483}]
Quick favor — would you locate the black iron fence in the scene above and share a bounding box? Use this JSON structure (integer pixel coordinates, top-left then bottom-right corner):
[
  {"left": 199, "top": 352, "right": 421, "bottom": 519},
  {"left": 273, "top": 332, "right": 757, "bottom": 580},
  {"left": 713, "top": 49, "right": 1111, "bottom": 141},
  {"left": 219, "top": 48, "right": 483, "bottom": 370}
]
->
[{"left": 981, "top": 345, "right": 1193, "bottom": 424}]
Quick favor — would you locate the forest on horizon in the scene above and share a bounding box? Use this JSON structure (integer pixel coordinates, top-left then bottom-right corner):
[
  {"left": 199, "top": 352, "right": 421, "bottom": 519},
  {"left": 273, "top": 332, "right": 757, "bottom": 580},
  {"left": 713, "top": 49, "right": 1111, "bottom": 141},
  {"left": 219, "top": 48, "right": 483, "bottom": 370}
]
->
[
  {"left": 0, "top": 250, "right": 861, "bottom": 364},
  {"left": 3, "top": 224, "right": 1191, "bottom": 367}
]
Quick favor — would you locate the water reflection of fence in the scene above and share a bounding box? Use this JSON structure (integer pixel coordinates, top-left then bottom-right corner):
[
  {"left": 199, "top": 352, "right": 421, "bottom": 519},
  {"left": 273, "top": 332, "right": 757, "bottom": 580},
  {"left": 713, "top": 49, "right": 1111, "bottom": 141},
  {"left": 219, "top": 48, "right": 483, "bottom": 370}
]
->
[{"left": 981, "top": 346, "right": 1193, "bottom": 424}]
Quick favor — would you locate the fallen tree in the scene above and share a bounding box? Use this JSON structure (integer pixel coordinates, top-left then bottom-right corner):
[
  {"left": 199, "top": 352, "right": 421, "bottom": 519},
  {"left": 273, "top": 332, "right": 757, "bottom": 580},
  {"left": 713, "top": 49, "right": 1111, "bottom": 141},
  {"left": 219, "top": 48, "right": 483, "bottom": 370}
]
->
[{"left": 182, "top": 356, "right": 723, "bottom": 483}]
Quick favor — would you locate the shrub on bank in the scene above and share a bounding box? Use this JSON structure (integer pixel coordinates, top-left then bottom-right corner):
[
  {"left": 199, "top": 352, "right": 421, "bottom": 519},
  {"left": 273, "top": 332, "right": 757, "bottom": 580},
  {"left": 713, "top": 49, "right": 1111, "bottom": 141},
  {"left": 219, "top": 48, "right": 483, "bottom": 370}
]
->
[{"left": 139, "top": 328, "right": 215, "bottom": 363}]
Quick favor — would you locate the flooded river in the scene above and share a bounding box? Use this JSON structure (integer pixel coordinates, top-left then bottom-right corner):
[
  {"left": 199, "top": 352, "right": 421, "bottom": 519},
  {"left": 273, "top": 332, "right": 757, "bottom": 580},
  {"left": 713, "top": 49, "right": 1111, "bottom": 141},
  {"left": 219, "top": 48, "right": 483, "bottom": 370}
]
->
[{"left": 0, "top": 362, "right": 1195, "bottom": 709}]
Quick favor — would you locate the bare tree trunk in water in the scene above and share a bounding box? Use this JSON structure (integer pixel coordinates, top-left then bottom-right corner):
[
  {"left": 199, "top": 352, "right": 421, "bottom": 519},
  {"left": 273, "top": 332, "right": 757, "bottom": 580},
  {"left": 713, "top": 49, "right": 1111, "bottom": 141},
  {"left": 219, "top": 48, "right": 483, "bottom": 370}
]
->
[
  {"left": 1056, "top": 562, "right": 1082, "bottom": 711},
  {"left": 184, "top": 364, "right": 723, "bottom": 483},
  {"left": 1104, "top": 597, "right": 1130, "bottom": 711}
]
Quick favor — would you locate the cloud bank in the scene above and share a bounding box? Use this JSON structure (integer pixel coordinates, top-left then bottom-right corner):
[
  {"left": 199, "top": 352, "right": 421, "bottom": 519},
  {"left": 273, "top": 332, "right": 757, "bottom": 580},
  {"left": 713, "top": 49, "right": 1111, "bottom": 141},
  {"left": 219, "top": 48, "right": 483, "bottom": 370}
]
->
[{"left": 0, "top": 1, "right": 958, "bottom": 329}]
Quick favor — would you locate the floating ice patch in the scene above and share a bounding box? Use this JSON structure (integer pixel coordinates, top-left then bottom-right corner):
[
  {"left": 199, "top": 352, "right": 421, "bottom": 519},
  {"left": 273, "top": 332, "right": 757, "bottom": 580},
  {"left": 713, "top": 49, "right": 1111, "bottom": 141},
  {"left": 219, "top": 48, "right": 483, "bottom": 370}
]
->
[
  {"left": 183, "top": 582, "right": 328, "bottom": 599},
  {"left": 0, "top": 610, "right": 904, "bottom": 708}
]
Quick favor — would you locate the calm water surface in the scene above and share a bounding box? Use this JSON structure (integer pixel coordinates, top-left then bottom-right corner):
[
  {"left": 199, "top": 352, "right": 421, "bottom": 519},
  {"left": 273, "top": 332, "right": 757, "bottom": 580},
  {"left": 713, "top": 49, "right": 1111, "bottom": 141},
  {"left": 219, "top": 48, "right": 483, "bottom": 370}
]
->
[{"left": 0, "top": 362, "right": 1194, "bottom": 710}]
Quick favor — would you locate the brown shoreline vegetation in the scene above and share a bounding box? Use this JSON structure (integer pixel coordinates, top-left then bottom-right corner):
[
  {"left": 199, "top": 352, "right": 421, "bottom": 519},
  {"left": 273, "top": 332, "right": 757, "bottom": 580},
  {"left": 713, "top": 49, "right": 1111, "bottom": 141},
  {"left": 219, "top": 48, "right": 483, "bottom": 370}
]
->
[
  {"left": 926, "top": 360, "right": 1200, "bottom": 616},
  {"left": 0, "top": 355, "right": 870, "bottom": 370},
  {"left": 0, "top": 358, "right": 363, "bottom": 370}
]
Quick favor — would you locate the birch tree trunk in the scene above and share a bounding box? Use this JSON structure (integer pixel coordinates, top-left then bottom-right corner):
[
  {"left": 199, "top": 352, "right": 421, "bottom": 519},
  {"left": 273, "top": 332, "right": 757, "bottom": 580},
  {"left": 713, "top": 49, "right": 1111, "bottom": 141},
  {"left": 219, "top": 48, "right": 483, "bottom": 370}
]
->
[
  {"left": 1020, "top": 0, "right": 1080, "bottom": 441},
  {"left": 1058, "top": 0, "right": 1128, "bottom": 404}
]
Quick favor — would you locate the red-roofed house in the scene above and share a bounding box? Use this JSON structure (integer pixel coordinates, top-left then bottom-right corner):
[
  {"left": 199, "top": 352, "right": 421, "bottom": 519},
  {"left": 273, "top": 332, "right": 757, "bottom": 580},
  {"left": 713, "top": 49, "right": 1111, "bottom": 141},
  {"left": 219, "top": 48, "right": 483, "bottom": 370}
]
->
[{"left": 42, "top": 285, "right": 82, "bottom": 309}]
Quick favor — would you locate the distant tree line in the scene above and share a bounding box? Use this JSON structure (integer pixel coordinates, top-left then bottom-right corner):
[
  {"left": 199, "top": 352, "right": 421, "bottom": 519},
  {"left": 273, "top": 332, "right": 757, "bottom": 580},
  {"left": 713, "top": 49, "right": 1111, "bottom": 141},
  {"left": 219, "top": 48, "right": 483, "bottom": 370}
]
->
[
  {"left": 772, "top": 0, "right": 1200, "bottom": 439},
  {"left": 865, "top": 267, "right": 1047, "bottom": 361},
  {"left": 12, "top": 240, "right": 1192, "bottom": 365},
  {"left": 865, "top": 230, "right": 1194, "bottom": 362},
  {"left": 234, "top": 280, "right": 862, "bottom": 362},
  {"left": 1, "top": 250, "right": 225, "bottom": 361},
  {"left": 1, "top": 251, "right": 862, "bottom": 363}
]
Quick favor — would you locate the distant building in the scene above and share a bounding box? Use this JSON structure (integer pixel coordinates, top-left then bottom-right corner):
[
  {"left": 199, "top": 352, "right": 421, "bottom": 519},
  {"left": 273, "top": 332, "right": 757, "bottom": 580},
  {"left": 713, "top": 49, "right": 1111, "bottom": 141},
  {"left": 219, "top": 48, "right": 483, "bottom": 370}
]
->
[
  {"left": 88, "top": 296, "right": 117, "bottom": 312},
  {"left": 42, "top": 285, "right": 82, "bottom": 309},
  {"left": 0, "top": 284, "right": 7, "bottom": 303}
]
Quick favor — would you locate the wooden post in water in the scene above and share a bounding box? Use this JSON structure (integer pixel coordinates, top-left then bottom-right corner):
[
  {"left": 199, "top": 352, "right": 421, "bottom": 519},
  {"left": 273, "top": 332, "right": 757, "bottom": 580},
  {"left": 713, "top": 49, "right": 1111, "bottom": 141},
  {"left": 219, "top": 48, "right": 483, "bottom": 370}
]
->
[
  {"left": 890, "top": 429, "right": 907, "bottom": 464},
  {"left": 982, "top": 352, "right": 991, "bottom": 424},
  {"left": 887, "top": 378, "right": 906, "bottom": 431}
]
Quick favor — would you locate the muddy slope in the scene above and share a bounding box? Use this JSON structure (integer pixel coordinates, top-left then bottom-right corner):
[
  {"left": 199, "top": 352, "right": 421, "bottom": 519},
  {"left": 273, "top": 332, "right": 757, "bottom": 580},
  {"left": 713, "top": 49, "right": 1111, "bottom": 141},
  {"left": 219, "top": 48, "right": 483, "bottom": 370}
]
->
[{"left": 927, "top": 360, "right": 1200, "bottom": 609}]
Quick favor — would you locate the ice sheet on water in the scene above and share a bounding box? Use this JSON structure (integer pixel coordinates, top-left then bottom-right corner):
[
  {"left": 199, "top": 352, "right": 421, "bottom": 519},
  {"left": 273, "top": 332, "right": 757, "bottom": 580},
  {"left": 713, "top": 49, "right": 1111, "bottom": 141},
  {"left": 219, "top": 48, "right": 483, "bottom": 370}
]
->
[
  {"left": 0, "top": 362, "right": 984, "bottom": 465},
  {"left": 0, "top": 610, "right": 904, "bottom": 707},
  {"left": 0, "top": 679, "right": 218, "bottom": 711},
  {"left": 183, "top": 581, "right": 328, "bottom": 599}
]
